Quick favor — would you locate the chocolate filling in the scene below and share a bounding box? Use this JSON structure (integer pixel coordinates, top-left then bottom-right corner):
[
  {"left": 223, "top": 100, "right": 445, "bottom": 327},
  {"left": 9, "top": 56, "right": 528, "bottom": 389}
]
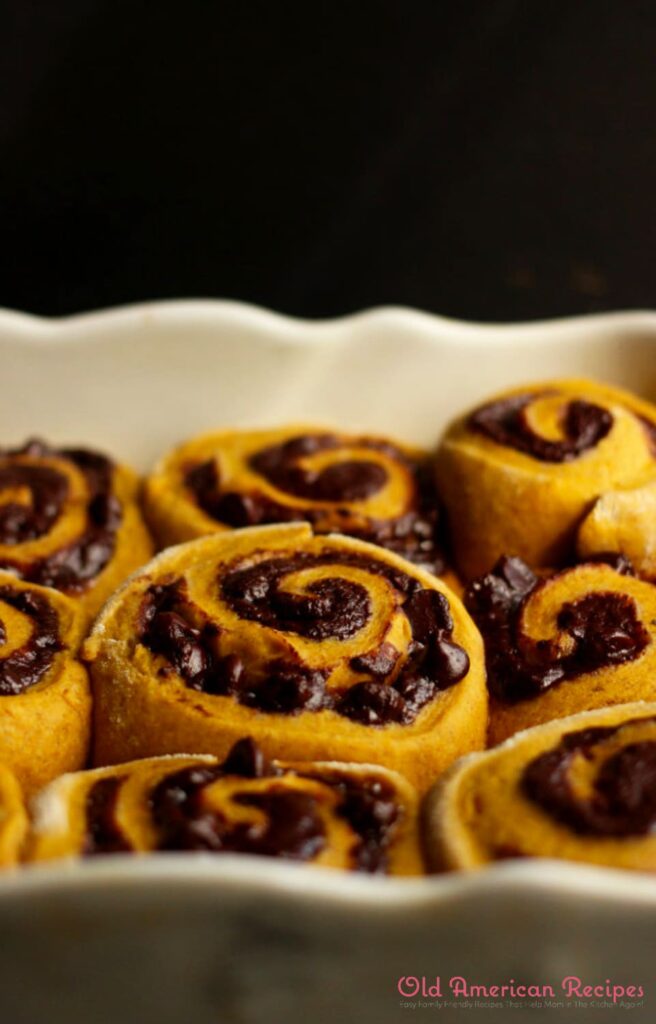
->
[
  {"left": 221, "top": 552, "right": 372, "bottom": 641},
  {"left": 152, "top": 766, "right": 327, "bottom": 861},
  {"left": 251, "top": 434, "right": 388, "bottom": 502},
  {"left": 83, "top": 776, "right": 132, "bottom": 855},
  {"left": 138, "top": 550, "right": 469, "bottom": 723},
  {"left": 183, "top": 433, "right": 445, "bottom": 574},
  {"left": 301, "top": 767, "right": 401, "bottom": 872},
  {"left": 0, "top": 584, "right": 63, "bottom": 695},
  {"left": 465, "top": 556, "right": 650, "bottom": 703},
  {"left": 469, "top": 394, "right": 613, "bottom": 462},
  {"left": 0, "top": 463, "right": 68, "bottom": 543},
  {"left": 82, "top": 738, "right": 403, "bottom": 871},
  {"left": 522, "top": 717, "right": 656, "bottom": 836},
  {"left": 0, "top": 440, "right": 122, "bottom": 593}
]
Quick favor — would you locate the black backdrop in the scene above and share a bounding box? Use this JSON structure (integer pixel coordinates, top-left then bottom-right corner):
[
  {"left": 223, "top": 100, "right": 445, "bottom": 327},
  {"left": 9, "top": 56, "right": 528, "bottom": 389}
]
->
[{"left": 2, "top": 1, "right": 655, "bottom": 320}]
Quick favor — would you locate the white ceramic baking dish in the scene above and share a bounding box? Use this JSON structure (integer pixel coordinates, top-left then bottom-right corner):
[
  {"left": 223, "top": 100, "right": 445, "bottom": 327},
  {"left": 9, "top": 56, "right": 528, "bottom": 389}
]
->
[{"left": 1, "top": 301, "right": 655, "bottom": 1024}]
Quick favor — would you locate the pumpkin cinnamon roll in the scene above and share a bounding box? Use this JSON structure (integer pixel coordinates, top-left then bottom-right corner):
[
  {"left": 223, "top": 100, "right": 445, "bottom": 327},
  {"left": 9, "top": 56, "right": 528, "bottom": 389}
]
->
[
  {"left": 143, "top": 426, "right": 446, "bottom": 576},
  {"left": 435, "top": 379, "right": 656, "bottom": 580},
  {"left": 425, "top": 702, "right": 656, "bottom": 872},
  {"left": 28, "top": 738, "right": 424, "bottom": 874},
  {"left": 84, "top": 523, "right": 487, "bottom": 793},
  {"left": 0, "top": 764, "right": 28, "bottom": 866},
  {"left": 465, "top": 555, "right": 656, "bottom": 745},
  {"left": 0, "top": 573, "right": 90, "bottom": 795},
  {"left": 0, "top": 439, "right": 153, "bottom": 624}
]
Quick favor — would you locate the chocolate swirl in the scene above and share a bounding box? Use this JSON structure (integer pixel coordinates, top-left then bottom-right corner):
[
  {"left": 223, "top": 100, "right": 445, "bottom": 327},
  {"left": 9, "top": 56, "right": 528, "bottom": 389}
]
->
[
  {"left": 465, "top": 556, "right": 650, "bottom": 703},
  {"left": 184, "top": 432, "right": 445, "bottom": 574},
  {"left": 222, "top": 552, "right": 373, "bottom": 640},
  {"left": 83, "top": 776, "right": 131, "bottom": 855},
  {"left": 82, "top": 739, "right": 403, "bottom": 871},
  {"left": 0, "top": 440, "right": 122, "bottom": 592},
  {"left": 0, "top": 584, "right": 63, "bottom": 696},
  {"left": 0, "top": 462, "right": 67, "bottom": 543},
  {"left": 469, "top": 394, "right": 613, "bottom": 462},
  {"left": 138, "top": 549, "right": 469, "bottom": 724},
  {"left": 251, "top": 434, "right": 389, "bottom": 502},
  {"left": 522, "top": 718, "right": 656, "bottom": 836}
]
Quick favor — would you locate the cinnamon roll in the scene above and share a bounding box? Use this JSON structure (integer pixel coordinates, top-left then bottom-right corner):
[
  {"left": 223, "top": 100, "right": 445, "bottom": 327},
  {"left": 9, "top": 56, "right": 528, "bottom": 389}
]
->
[
  {"left": 28, "top": 738, "right": 424, "bottom": 874},
  {"left": 435, "top": 379, "right": 656, "bottom": 580},
  {"left": 144, "top": 426, "right": 446, "bottom": 576},
  {"left": 465, "top": 555, "right": 656, "bottom": 745},
  {"left": 0, "top": 439, "right": 154, "bottom": 623},
  {"left": 84, "top": 523, "right": 487, "bottom": 792},
  {"left": 0, "top": 573, "right": 90, "bottom": 794},
  {"left": 425, "top": 702, "right": 656, "bottom": 872}
]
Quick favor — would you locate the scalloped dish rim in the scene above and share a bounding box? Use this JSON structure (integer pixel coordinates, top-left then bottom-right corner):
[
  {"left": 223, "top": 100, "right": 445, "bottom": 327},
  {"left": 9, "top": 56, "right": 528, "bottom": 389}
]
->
[{"left": 1, "top": 298, "right": 656, "bottom": 907}]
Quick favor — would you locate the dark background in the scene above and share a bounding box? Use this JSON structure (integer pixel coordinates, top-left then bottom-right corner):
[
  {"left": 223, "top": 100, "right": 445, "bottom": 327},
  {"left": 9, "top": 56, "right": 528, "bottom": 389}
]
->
[{"left": 2, "top": 1, "right": 655, "bottom": 320}]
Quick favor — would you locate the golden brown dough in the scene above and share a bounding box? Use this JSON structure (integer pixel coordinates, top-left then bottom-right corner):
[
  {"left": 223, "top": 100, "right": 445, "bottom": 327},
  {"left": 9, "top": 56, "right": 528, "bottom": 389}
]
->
[
  {"left": 0, "top": 439, "right": 154, "bottom": 625},
  {"left": 464, "top": 556, "right": 656, "bottom": 745},
  {"left": 425, "top": 702, "right": 656, "bottom": 873},
  {"left": 577, "top": 479, "right": 656, "bottom": 579},
  {"left": 144, "top": 425, "right": 447, "bottom": 577},
  {"left": 435, "top": 379, "right": 656, "bottom": 580},
  {"left": 0, "top": 573, "right": 91, "bottom": 795},
  {"left": 28, "top": 738, "right": 424, "bottom": 875},
  {"left": 84, "top": 523, "right": 487, "bottom": 793}
]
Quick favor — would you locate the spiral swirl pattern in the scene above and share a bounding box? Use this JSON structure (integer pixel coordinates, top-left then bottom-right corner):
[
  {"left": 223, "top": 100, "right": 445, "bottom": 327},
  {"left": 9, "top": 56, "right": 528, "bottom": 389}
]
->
[
  {"left": 522, "top": 717, "right": 656, "bottom": 837},
  {"left": 144, "top": 426, "right": 446, "bottom": 574},
  {"left": 465, "top": 555, "right": 656, "bottom": 744},
  {"left": 85, "top": 523, "right": 487, "bottom": 792},
  {"left": 0, "top": 439, "right": 153, "bottom": 621},
  {"left": 0, "top": 583, "right": 63, "bottom": 696},
  {"left": 29, "top": 738, "right": 424, "bottom": 874},
  {"left": 435, "top": 378, "right": 656, "bottom": 579},
  {"left": 426, "top": 703, "right": 656, "bottom": 872}
]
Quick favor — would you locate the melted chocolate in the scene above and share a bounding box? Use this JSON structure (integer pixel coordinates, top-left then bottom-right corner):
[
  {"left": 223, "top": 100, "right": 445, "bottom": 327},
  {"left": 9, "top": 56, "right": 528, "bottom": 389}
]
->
[
  {"left": 150, "top": 740, "right": 404, "bottom": 870},
  {"left": 82, "top": 738, "right": 403, "bottom": 871},
  {"left": 83, "top": 776, "right": 132, "bottom": 855},
  {"left": 222, "top": 552, "right": 372, "bottom": 640},
  {"left": 184, "top": 433, "right": 446, "bottom": 574},
  {"left": 0, "top": 440, "right": 122, "bottom": 593},
  {"left": 152, "top": 764, "right": 327, "bottom": 860},
  {"left": 465, "top": 556, "right": 650, "bottom": 703},
  {"left": 469, "top": 394, "right": 613, "bottom": 462},
  {"left": 303, "top": 768, "right": 401, "bottom": 872},
  {"left": 0, "top": 585, "right": 63, "bottom": 695},
  {"left": 0, "top": 464, "right": 68, "bottom": 543},
  {"left": 138, "top": 550, "right": 469, "bottom": 724},
  {"left": 251, "top": 434, "right": 388, "bottom": 502},
  {"left": 522, "top": 717, "right": 656, "bottom": 836}
]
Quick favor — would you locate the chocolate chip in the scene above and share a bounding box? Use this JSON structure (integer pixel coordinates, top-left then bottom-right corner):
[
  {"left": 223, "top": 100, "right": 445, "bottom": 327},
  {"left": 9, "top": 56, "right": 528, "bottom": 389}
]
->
[
  {"left": 404, "top": 588, "right": 453, "bottom": 642},
  {"left": 338, "top": 680, "right": 407, "bottom": 725},
  {"left": 244, "top": 663, "right": 329, "bottom": 714},
  {"left": 466, "top": 556, "right": 649, "bottom": 703},
  {"left": 221, "top": 737, "right": 269, "bottom": 778},
  {"left": 350, "top": 641, "right": 399, "bottom": 677},
  {"left": 393, "top": 674, "right": 437, "bottom": 716},
  {"left": 427, "top": 637, "right": 471, "bottom": 684}
]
